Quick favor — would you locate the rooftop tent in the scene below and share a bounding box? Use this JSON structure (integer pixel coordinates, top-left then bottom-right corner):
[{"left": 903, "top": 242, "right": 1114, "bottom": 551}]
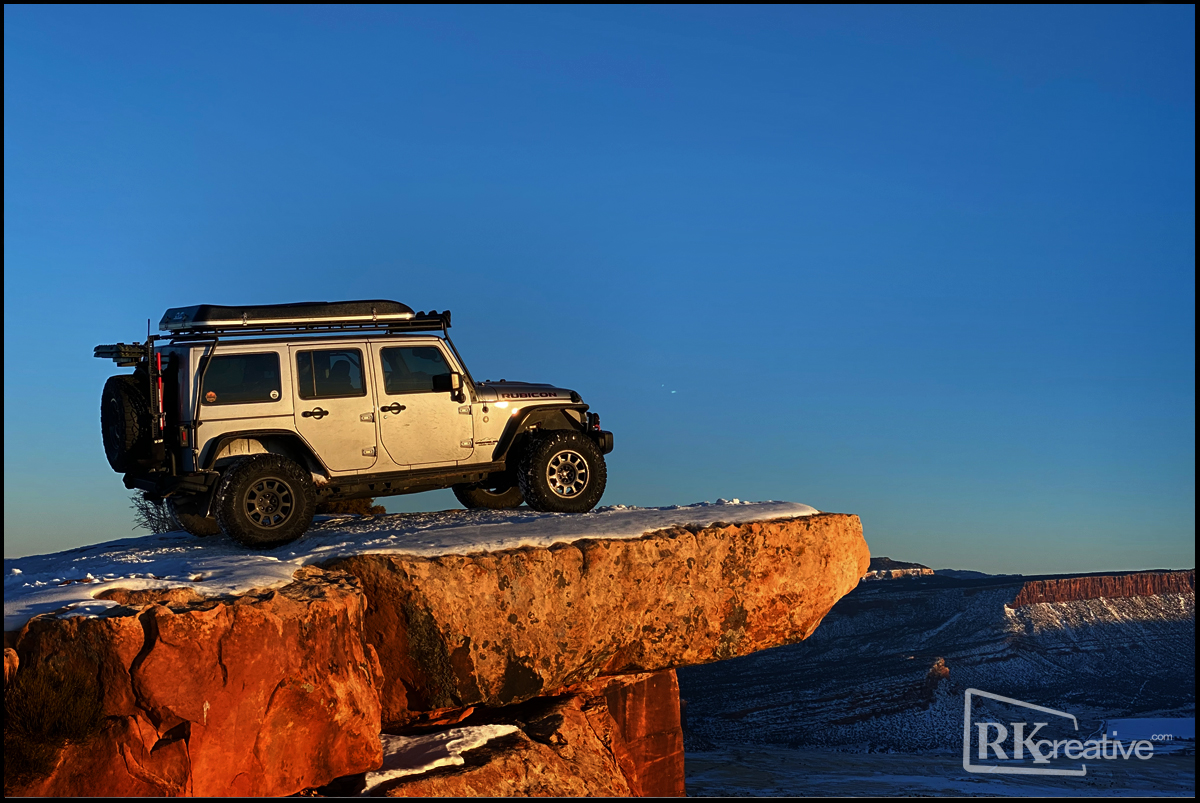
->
[{"left": 160, "top": 300, "right": 416, "bottom": 332}]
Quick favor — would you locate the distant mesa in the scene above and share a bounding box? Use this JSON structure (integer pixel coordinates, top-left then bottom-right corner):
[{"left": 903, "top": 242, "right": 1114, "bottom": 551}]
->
[
  {"left": 1009, "top": 569, "right": 1195, "bottom": 607},
  {"left": 934, "top": 568, "right": 1001, "bottom": 579},
  {"left": 861, "top": 556, "right": 934, "bottom": 581}
]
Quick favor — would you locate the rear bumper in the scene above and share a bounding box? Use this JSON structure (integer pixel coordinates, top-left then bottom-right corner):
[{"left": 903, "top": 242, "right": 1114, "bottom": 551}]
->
[{"left": 123, "top": 470, "right": 218, "bottom": 499}]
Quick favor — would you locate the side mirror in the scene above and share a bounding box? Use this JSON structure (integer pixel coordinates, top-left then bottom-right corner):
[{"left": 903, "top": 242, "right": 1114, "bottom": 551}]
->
[{"left": 433, "top": 372, "right": 463, "bottom": 397}]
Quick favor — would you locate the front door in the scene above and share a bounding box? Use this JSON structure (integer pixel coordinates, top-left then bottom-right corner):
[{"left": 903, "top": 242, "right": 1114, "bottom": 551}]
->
[
  {"left": 289, "top": 344, "right": 378, "bottom": 471},
  {"left": 373, "top": 343, "right": 473, "bottom": 467}
]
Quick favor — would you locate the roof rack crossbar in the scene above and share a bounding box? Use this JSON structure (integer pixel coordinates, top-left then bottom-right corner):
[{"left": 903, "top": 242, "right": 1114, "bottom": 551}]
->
[
  {"left": 159, "top": 300, "right": 430, "bottom": 332},
  {"left": 164, "top": 312, "right": 451, "bottom": 341}
]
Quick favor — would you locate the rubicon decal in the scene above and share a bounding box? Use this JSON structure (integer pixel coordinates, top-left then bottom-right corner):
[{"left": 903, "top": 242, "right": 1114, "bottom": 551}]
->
[{"left": 500, "top": 392, "right": 565, "bottom": 399}]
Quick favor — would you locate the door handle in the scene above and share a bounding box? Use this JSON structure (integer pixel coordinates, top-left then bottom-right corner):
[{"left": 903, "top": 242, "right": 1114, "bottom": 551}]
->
[
  {"left": 302, "top": 407, "right": 329, "bottom": 419},
  {"left": 381, "top": 402, "right": 407, "bottom": 414}
]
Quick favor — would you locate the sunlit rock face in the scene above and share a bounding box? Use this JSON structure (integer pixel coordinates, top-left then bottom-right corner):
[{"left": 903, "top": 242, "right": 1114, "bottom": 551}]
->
[
  {"left": 4, "top": 567, "right": 383, "bottom": 797},
  {"left": 328, "top": 513, "right": 869, "bottom": 727},
  {"left": 1010, "top": 570, "right": 1195, "bottom": 607}
]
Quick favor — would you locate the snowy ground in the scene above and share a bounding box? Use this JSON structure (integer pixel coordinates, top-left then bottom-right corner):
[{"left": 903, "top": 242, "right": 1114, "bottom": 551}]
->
[{"left": 3, "top": 499, "right": 817, "bottom": 632}]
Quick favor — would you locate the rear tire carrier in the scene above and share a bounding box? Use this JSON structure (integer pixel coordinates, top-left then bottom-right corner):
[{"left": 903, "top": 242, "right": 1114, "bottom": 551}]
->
[{"left": 101, "top": 374, "right": 151, "bottom": 472}]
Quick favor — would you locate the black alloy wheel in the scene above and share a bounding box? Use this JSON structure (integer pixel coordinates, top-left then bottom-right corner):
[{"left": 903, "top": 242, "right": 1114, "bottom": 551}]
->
[
  {"left": 214, "top": 454, "right": 316, "bottom": 549},
  {"left": 518, "top": 431, "right": 607, "bottom": 513}
]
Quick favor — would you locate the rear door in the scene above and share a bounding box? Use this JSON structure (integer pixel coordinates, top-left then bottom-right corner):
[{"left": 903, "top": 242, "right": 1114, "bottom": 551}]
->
[
  {"left": 372, "top": 341, "right": 473, "bottom": 467},
  {"left": 289, "top": 343, "right": 378, "bottom": 471}
]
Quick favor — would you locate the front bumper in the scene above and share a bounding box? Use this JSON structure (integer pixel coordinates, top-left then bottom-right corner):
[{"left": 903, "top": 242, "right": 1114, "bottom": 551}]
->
[{"left": 591, "top": 430, "right": 614, "bottom": 455}]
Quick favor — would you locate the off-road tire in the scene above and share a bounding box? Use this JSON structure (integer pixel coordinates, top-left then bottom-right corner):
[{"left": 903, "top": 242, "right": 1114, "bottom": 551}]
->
[
  {"left": 214, "top": 454, "right": 316, "bottom": 549},
  {"left": 518, "top": 431, "right": 607, "bottom": 513},
  {"left": 168, "top": 495, "right": 222, "bottom": 538},
  {"left": 452, "top": 482, "right": 525, "bottom": 510},
  {"left": 101, "top": 374, "right": 150, "bottom": 472}
]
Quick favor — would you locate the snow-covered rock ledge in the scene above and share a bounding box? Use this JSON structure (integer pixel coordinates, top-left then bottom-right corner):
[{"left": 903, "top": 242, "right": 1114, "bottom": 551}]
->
[
  {"left": 3, "top": 502, "right": 869, "bottom": 797},
  {"left": 5, "top": 500, "right": 816, "bottom": 633}
]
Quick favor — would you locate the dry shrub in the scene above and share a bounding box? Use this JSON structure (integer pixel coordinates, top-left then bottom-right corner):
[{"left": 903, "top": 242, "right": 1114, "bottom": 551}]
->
[{"left": 130, "top": 493, "right": 179, "bottom": 533}]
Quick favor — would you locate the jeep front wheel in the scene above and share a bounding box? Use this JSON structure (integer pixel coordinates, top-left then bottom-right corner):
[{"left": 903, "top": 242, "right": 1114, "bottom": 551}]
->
[
  {"left": 518, "top": 431, "right": 607, "bottom": 513},
  {"left": 214, "top": 455, "right": 316, "bottom": 549}
]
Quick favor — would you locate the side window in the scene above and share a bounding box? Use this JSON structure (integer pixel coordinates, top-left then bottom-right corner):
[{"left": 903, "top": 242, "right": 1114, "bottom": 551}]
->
[
  {"left": 380, "top": 346, "right": 452, "bottom": 395},
  {"left": 200, "top": 353, "right": 282, "bottom": 405},
  {"left": 296, "top": 348, "right": 366, "bottom": 400}
]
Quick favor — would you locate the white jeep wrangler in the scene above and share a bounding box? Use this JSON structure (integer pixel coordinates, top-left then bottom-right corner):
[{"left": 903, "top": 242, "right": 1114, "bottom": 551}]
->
[{"left": 96, "top": 300, "right": 614, "bottom": 549}]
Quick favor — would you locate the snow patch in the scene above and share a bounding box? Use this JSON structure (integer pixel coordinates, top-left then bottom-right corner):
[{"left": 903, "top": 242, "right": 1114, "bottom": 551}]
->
[{"left": 362, "top": 725, "right": 520, "bottom": 793}]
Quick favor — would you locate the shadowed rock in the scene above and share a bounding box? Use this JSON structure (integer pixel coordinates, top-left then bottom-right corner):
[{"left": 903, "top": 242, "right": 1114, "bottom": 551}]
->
[{"left": 379, "top": 671, "right": 684, "bottom": 797}]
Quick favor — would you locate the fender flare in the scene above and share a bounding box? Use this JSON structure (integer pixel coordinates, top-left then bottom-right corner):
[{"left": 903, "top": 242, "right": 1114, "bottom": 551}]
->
[
  {"left": 200, "top": 429, "right": 328, "bottom": 474},
  {"left": 491, "top": 403, "right": 590, "bottom": 463}
]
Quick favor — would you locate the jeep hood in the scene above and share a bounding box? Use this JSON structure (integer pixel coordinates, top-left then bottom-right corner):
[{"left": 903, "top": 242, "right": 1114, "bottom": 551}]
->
[{"left": 474, "top": 380, "right": 577, "bottom": 404}]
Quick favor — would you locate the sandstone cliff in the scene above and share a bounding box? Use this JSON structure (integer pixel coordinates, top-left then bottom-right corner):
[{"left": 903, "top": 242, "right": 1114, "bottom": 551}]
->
[
  {"left": 4, "top": 567, "right": 381, "bottom": 796},
  {"left": 327, "top": 514, "right": 868, "bottom": 727},
  {"left": 4, "top": 511, "right": 868, "bottom": 797},
  {"left": 1009, "top": 569, "right": 1194, "bottom": 607}
]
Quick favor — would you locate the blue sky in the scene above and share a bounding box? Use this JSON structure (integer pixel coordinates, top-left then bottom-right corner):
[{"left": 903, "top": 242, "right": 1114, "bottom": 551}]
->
[{"left": 4, "top": 5, "right": 1194, "bottom": 572}]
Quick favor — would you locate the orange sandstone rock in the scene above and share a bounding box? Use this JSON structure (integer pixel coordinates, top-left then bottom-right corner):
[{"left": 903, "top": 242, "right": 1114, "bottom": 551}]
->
[
  {"left": 1010, "top": 570, "right": 1195, "bottom": 607},
  {"left": 328, "top": 513, "right": 868, "bottom": 726},
  {"left": 5, "top": 514, "right": 868, "bottom": 798},
  {"left": 5, "top": 567, "right": 382, "bottom": 797},
  {"left": 4, "top": 647, "right": 17, "bottom": 686}
]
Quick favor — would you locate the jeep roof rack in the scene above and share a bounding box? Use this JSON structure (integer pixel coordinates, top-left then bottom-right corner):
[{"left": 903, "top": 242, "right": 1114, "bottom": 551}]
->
[
  {"left": 157, "top": 300, "right": 452, "bottom": 339},
  {"left": 160, "top": 300, "right": 416, "bottom": 331}
]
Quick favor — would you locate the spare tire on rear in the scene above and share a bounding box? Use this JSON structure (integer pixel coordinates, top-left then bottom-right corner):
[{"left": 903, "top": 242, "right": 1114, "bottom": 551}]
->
[{"left": 101, "top": 374, "right": 150, "bottom": 472}]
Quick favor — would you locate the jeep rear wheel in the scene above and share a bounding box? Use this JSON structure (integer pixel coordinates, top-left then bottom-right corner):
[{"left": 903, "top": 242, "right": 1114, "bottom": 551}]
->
[
  {"left": 452, "top": 481, "right": 524, "bottom": 510},
  {"left": 168, "top": 495, "right": 222, "bottom": 538},
  {"left": 518, "top": 431, "right": 607, "bottom": 513},
  {"left": 214, "top": 455, "right": 316, "bottom": 549}
]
